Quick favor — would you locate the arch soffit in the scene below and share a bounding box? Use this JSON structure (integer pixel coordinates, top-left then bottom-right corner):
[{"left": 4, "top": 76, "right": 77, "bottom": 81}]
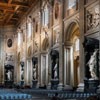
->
[
  {"left": 42, "top": 37, "right": 49, "bottom": 51},
  {"left": 64, "top": 19, "right": 80, "bottom": 42}
]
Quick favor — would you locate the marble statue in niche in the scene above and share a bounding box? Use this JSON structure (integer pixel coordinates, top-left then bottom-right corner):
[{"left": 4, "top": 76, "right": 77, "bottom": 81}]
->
[
  {"left": 34, "top": 41, "right": 38, "bottom": 53},
  {"left": 83, "top": 37, "right": 99, "bottom": 79},
  {"left": 87, "top": 49, "right": 98, "bottom": 80},
  {"left": 32, "top": 57, "right": 38, "bottom": 80},
  {"left": 50, "top": 50, "right": 59, "bottom": 79},
  {"left": 21, "top": 69, "right": 24, "bottom": 80},
  {"left": 20, "top": 62, "right": 24, "bottom": 80},
  {"left": 33, "top": 64, "right": 37, "bottom": 80},
  {"left": 6, "top": 70, "right": 12, "bottom": 81},
  {"left": 53, "top": 58, "right": 58, "bottom": 79}
]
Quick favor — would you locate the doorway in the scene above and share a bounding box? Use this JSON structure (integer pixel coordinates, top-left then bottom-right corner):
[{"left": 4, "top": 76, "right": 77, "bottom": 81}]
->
[{"left": 64, "top": 22, "right": 80, "bottom": 87}]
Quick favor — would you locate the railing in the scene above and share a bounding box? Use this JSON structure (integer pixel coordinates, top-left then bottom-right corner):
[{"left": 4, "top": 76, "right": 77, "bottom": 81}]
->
[
  {"left": 0, "top": 89, "right": 32, "bottom": 100},
  {"left": 48, "top": 92, "right": 98, "bottom": 99}
]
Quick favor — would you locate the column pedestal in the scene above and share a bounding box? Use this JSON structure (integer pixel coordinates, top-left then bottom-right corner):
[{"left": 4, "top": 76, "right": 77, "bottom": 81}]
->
[
  {"left": 84, "top": 79, "right": 99, "bottom": 92},
  {"left": 47, "top": 82, "right": 51, "bottom": 90},
  {"left": 51, "top": 79, "right": 59, "bottom": 90},
  {"left": 32, "top": 80, "right": 38, "bottom": 88},
  {"left": 97, "top": 85, "right": 100, "bottom": 93},
  {"left": 76, "top": 83, "right": 85, "bottom": 92},
  {"left": 57, "top": 83, "right": 63, "bottom": 90},
  {"left": 20, "top": 80, "right": 24, "bottom": 87}
]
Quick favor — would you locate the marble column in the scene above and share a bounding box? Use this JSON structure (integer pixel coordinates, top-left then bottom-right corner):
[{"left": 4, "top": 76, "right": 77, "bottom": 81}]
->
[
  {"left": 57, "top": 2, "right": 64, "bottom": 90},
  {"left": 76, "top": 0, "right": 85, "bottom": 92}
]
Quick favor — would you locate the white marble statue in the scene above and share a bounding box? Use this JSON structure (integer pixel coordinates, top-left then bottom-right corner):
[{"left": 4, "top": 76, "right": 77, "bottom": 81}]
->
[
  {"left": 53, "top": 59, "right": 58, "bottom": 79},
  {"left": 87, "top": 49, "right": 98, "bottom": 80},
  {"left": 21, "top": 70, "right": 24, "bottom": 80},
  {"left": 6, "top": 70, "right": 12, "bottom": 81},
  {"left": 33, "top": 64, "right": 37, "bottom": 80}
]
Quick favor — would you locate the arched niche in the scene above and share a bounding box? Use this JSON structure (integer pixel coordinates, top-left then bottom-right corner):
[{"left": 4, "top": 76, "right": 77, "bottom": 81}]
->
[
  {"left": 4, "top": 64, "right": 14, "bottom": 86},
  {"left": 32, "top": 57, "right": 38, "bottom": 80},
  {"left": 83, "top": 37, "right": 99, "bottom": 79},
  {"left": 42, "top": 37, "right": 49, "bottom": 51},
  {"left": 20, "top": 61, "right": 24, "bottom": 82},
  {"left": 65, "top": 21, "right": 79, "bottom": 42},
  {"left": 64, "top": 21, "right": 80, "bottom": 87},
  {"left": 28, "top": 46, "right": 32, "bottom": 57},
  {"left": 50, "top": 50, "right": 59, "bottom": 79}
]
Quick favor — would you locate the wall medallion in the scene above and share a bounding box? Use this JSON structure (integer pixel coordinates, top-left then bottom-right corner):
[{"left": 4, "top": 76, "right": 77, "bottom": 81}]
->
[{"left": 7, "top": 39, "right": 13, "bottom": 48}]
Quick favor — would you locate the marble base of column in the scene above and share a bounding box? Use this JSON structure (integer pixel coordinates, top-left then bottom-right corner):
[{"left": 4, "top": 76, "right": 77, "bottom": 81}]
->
[
  {"left": 32, "top": 80, "right": 38, "bottom": 88},
  {"left": 63, "top": 85, "right": 73, "bottom": 91},
  {"left": 84, "top": 79, "right": 99, "bottom": 92},
  {"left": 76, "top": 83, "right": 85, "bottom": 92},
  {"left": 97, "top": 85, "right": 100, "bottom": 93},
  {"left": 57, "top": 82, "right": 63, "bottom": 90},
  {"left": 20, "top": 80, "right": 24, "bottom": 87},
  {"left": 47, "top": 82, "right": 51, "bottom": 90},
  {"left": 51, "top": 79, "right": 59, "bottom": 90},
  {"left": 36, "top": 82, "right": 40, "bottom": 88}
]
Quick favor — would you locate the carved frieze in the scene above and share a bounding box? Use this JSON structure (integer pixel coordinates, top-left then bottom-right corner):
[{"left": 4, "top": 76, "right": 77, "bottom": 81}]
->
[
  {"left": 34, "top": 40, "right": 38, "bottom": 53},
  {"left": 86, "top": 5, "right": 99, "bottom": 31}
]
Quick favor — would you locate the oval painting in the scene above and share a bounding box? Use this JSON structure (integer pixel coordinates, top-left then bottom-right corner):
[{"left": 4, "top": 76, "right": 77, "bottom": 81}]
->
[{"left": 7, "top": 39, "right": 12, "bottom": 47}]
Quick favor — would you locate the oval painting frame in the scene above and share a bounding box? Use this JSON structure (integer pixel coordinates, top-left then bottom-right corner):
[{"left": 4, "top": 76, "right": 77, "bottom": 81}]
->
[{"left": 7, "top": 39, "right": 13, "bottom": 48}]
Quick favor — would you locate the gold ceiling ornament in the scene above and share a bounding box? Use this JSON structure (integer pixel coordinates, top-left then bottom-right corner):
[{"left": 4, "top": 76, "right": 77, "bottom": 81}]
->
[{"left": 0, "top": 10, "right": 3, "bottom": 19}]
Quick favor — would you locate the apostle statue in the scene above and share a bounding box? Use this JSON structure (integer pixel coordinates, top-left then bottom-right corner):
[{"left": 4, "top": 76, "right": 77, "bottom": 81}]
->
[
  {"left": 87, "top": 49, "right": 98, "bottom": 80},
  {"left": 21, "top": 69, "right": 24, "bottom": 80},
  {"left": 53, "top": 58, "right": 58, "bottom": 79},
  {"left": 6, "top": 70, "right": 12, "bottom": 81},
  {"left": 33, "top": 64, "right": 37, "bottom": 80}
]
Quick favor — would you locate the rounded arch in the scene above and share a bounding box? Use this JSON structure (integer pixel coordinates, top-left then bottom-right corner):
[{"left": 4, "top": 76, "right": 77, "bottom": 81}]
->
[
  {"left": 28, "top": 46, "right": 32, "bottom": 57},
  {"left": 64, "top": 19, "right": 80, "bottom": 87},
  {"left": 64, "top": 19, "right": 80, "bottom": 42},
  {"left": 18, "top": 52, "right": 20, "bottom": 64},
  {"left": 42, "top": 37, "right": 49, "bottom": 51}
]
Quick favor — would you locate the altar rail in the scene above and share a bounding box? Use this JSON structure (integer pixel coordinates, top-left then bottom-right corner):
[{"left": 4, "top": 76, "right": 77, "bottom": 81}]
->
[
  {"left": 0, "top": 89, "right": 32, "bottom": 100},
  {"left": 48, "top": 92, "right": 99, "bottom": 99}
]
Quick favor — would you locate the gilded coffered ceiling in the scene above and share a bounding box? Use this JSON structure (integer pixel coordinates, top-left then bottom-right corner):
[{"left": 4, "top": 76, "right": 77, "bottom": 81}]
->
[{"left": 0, "top": 0, "right": 37, "bottom": 26}]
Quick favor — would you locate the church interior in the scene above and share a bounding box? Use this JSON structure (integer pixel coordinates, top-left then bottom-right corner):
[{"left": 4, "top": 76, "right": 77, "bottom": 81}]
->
[{"left": 0, "top": 0, "right": 100, "bottom": 99}]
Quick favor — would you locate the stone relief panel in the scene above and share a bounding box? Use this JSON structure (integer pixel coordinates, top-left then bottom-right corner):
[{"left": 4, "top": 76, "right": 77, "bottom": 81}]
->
[
  {"left": 53, "top": 0, "right": 61, "bottom": 24},
  {"left": 5, "top": 53, "right": 15, "bottom": 66},
  {"left": 86, "top": 5, "right": 99, "bottom": 31},
  {"left": 34, "top": 40, "right": 38, "bottom": 53},
  {"left": 41, "top": 31, "right": 50, "bottom": 51},
  {"left": 53, "top": 30, "right": 60, "bottom": 45},
  {"left": 33, "top": 35, "right": 39, "bottom": 53}
]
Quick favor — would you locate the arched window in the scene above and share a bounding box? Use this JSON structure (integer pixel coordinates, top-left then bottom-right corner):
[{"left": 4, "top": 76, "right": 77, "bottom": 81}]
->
[
  {"left": 75, "top": 38, "right": 79, "bottom": 51},
  {"left": 68, "top": 0, "right": 76, "bottom": 9},
  {"left": 68, "top": 0, "right": 79, "bottom": 10},
  {"left": 28, "top": 22, "right": 32, "bottom": 38},
  {"left": 18, "top": 31, "right": 21, "bottom": 46},
  {"left": 42, "top": 5, "right": 49, "bottom": 27}
]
